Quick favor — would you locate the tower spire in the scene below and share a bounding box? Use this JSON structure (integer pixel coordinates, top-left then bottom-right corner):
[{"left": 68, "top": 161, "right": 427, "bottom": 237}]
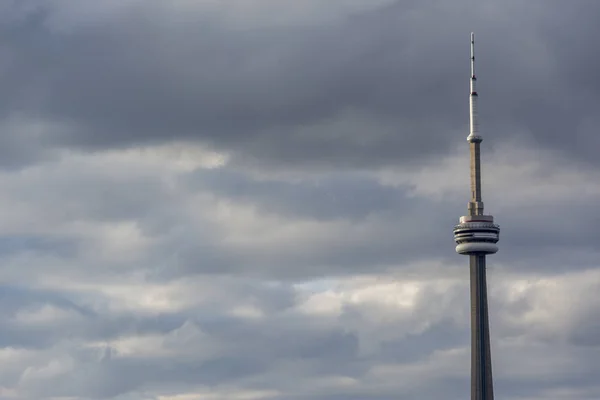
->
[
  {"left": 468, "top": 32, "right": 480, "bottom": 143},
  {"left": 468, "top": 32, "right": 484, "bottom": 216},
  {"left": 471, "top": 32, "right": 476, "bottom": 77}
]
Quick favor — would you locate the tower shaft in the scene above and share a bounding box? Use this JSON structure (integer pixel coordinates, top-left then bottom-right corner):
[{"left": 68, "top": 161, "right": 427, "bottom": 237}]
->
[
  {"left": 470, "top": 255, "right": 494, "bottom": 400},
  {"left": 470, "top": 141, "right": 483, "bottom": 213}
]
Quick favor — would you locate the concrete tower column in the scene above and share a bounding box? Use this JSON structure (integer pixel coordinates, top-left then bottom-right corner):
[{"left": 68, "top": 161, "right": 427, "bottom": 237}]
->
[{"left": 453, "top": 33, "right": 500, "bottom": 400}]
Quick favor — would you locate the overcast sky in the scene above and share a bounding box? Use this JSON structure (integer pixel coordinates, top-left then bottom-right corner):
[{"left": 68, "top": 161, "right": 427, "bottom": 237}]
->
[{"left": 0, "top": 0, "right": 599, "bottom": 399}]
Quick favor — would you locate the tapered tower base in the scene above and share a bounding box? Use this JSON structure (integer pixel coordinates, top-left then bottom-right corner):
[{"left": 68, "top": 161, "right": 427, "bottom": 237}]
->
[{"left": 470, "top": 255, "right": 494, "bottom": 400}]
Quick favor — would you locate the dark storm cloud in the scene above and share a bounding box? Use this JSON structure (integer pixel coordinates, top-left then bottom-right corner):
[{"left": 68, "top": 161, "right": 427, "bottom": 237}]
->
[{"left": 0, "top": 0, "right": 599, "bottom": 169}]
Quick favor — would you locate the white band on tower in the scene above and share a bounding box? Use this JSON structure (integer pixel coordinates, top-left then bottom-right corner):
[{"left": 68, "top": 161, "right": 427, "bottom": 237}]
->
[{"left": 468, "top": 32, "right": 481, "bottom": 143}]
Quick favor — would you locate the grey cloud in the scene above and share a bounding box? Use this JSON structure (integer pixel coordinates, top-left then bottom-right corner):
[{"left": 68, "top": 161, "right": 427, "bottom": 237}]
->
[
  {"left": 0, "top": 287, "right": 182, "bottom": 350},
  {"left": 0, "top": 274, "right": 456, "bottom": 396},
  {"left": 182, "top": 169, "right": 409, "bottom": 220},
  {"left": 0, "top": 143, "right": 596, "bottom": 284},
  {"left": 0, "top": 0, "right": 598, "bottom": 170},
  {"left": 0, "top": 235, "right": 74, "bottom": 259},
  {"left": 2, "top": 155, "right": 594, "bottom": 281},
  {"left": 0, "top": 1, "right": 598, "bottom": 399},
  {"left": 1, "top": 267, "right": 598, "bottom": 400},
  {"left": 0, "top": 277, "right": 298, "bottom": 350},
  {"left": 156, "top": 167, "right": 600, "bottom": 279}
]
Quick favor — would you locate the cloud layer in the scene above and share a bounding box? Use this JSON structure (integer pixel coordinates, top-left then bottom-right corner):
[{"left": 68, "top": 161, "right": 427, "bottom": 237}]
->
[{"left": 0, "top": 0, "right": 598, "bottom": 399}]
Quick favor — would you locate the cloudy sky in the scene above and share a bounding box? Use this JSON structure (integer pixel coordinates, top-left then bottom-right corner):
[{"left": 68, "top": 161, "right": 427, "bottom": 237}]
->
[{"left": 0, "top": 0, "right": 599, "bottom": 399}]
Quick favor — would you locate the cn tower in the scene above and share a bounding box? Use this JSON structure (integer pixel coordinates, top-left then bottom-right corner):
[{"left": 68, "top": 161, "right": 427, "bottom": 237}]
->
[{"left": 453, "top": 33, "right": 500, "bottom": 400}]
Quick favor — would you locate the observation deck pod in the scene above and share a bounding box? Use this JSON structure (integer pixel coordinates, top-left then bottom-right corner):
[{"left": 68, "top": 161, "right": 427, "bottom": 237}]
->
[{"left": 454, "top": 215, "right": 500, "bottom": 255}]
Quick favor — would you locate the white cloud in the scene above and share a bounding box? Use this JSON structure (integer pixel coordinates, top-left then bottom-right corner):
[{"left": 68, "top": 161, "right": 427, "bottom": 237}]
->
[{"left": 376, "top": 138, "right": 600, "bottom": 207}]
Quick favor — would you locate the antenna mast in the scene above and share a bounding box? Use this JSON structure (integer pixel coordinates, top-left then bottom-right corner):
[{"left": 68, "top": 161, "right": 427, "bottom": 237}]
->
[{"left": 467, "top": 32, "right": 484, "bottom": 216}]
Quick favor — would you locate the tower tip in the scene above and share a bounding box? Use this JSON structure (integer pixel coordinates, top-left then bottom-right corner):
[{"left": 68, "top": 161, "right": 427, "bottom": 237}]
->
[
  {"left": 470, "top": 32, "right": 476, "bottom": 77},
  {"left": 468, "top": 31, "right": 480, "bottom": 142}
]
